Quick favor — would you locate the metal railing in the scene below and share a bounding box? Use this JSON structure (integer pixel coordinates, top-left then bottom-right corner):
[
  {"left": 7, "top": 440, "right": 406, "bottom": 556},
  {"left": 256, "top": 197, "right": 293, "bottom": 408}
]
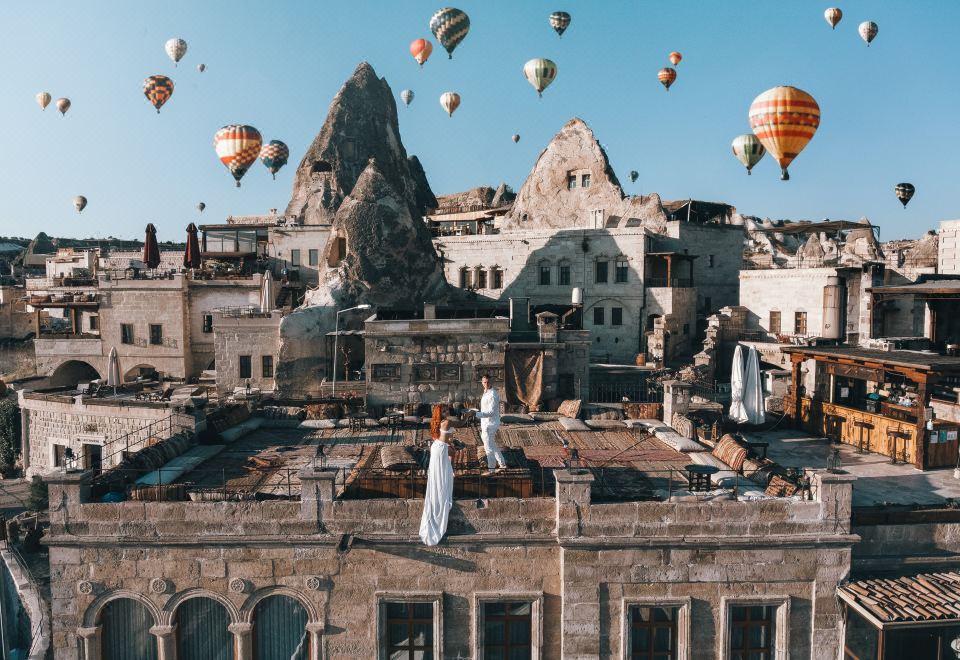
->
[
  {"left": 737, "top": 330, "right": 779, "bottom": 344},
  {"left": 84, "top": 415, "right": 194, "bottom": 477},
  {"left": 645, "top": 277, "right": 693, "bottom": 288},
  {"left": 588, "top": 382, "right": 663, "bottom": 403}
]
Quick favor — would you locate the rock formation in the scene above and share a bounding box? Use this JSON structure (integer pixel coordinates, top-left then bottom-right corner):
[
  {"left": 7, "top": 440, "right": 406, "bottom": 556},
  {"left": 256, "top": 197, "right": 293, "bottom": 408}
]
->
[
  {"left": 408, "top": 155, "right": 438, "bottom": 215},
  {"left": 284, "top": 62, "right": 436, "bottom": 225},
  {"left": 502, "top": 118, "right": 668, "bottom": 231}
]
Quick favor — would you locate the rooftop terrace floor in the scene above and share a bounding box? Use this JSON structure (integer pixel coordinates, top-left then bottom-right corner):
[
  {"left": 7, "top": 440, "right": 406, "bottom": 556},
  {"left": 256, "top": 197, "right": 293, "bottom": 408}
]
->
[{"left": 742, "top": 429, "right": 960, "bottom": 508}]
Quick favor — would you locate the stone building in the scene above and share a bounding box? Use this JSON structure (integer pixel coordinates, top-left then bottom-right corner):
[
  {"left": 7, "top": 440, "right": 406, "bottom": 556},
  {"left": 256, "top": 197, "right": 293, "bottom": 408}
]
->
[{"left": 212, "top": 308, "right": 282, "bottom": 396}]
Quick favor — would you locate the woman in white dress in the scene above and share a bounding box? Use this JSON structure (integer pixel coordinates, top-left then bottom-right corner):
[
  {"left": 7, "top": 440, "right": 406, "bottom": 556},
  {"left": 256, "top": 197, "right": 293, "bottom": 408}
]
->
[{"left": 419, "top": 419, "right": 455, "bottom": 546}]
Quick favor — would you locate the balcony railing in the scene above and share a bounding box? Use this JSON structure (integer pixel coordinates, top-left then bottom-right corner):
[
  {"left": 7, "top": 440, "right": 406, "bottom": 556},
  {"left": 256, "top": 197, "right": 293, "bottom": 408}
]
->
[{"left": 646, "top": 278, "right": 693, "bottom": 288}]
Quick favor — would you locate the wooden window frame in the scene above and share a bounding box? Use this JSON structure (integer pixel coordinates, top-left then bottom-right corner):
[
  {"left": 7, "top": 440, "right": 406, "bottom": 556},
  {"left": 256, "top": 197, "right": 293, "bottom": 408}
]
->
[
  {"left": 596, "top": 260, "right": 609, "bottom": 284},
  {"left": 794, "top": 311, "right": 807, "bottom": 336},
  {"left": 720, "top": 596, "right": 790, "bottom": 660},
  {"left": 558, "top": 264, "right": 571, "bottom": 286},
  {"left": 620, "top": 597, "right": 691, "bottom": 660},
  {"left": 261, "top": 355, "right": 274, "bottom": 378},
  {"left": 149, "top": 324, "right": 163, "bottom": 346},
  {"left": 376, "top": 591, "right": 443, "bottom": 660},
  {"left": 539, "top": 264, "right": 551, "bottom": 286},
  {"left": 769, "top": 310, "right": 781, "bottom": 335},
  {"left": 612, "top": 307, "right": 624, "bottom": 327},
  {"left": 238, "top": 355, "right": 252, "bottom": 380},
  {"left": 120, "top": 323, "right": 134, "bottom": 345},
  {"left": 473, "top": 592, "right": 543, "bottom": 660},
  {"left": 615, "top": 259, "right": 629, "bottom": 283}
]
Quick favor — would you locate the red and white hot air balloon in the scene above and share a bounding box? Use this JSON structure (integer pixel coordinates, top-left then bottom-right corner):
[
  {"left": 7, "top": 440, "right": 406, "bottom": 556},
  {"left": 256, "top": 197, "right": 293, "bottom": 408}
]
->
[{"left": 213, "top": 125, "right": 262, "bottom": 187}]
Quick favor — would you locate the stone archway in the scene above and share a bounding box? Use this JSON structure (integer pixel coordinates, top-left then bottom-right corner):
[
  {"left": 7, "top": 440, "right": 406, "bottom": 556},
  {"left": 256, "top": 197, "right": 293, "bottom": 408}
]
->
[{"left": 49, "top": 360, "right": 101, "bottom": 388}]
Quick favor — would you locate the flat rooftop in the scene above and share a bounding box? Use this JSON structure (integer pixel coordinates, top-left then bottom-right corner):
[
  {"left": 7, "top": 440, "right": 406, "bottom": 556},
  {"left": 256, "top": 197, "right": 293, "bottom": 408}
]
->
[{"left": 782, "top": 345, "right": 960, "bottom": 372}]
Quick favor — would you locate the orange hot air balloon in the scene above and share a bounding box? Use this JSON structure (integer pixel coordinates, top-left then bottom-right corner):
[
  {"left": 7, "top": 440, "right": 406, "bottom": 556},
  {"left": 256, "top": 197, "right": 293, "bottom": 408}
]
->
[
  {"left": 410, "top": 38, "right": 433, "bottom": 67},
  {"left": 669, "top": 51, "right": 682, "bottom": 66},
  {"left": 748, "top": 86, "right": 820, "bottom": 181},
  {"left": 658, "top": 67, "right": 677, "bottom": 91}
]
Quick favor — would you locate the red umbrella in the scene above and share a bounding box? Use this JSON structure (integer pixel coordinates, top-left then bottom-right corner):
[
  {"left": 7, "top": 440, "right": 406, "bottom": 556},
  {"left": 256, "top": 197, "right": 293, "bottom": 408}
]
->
[
  {"left": 183, "top": 223, "right": 201, "bottom": 269},
  {"left": 143, "top": 223, "right": 161, "bottom": 270}
]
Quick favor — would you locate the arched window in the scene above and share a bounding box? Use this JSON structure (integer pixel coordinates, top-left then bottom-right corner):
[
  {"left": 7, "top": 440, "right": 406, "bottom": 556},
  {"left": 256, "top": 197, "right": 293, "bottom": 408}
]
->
[
  {"left": 459, "top": 267, "right": 471, "bottom": 289},
  {"left": 176, "top": 597, "right": 232, "bottom": 660},
  {"left": 253, "top": 595, "right": 309, "bottom": 660},
  {"left": 100, "top": 598, "right": 157, "bottom": 660}
]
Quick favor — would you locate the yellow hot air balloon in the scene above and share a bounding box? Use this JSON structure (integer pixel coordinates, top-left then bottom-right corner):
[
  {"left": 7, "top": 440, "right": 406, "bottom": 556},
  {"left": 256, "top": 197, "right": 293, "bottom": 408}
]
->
[
  {"left": 439, "top": 91, "right": 460, "bottom": 117},
  {"left": 36, "top": 92, "right": 52, "bottom": 110},
  {"left": 748, "top": 86, "right": 820, "bottom": 180}
]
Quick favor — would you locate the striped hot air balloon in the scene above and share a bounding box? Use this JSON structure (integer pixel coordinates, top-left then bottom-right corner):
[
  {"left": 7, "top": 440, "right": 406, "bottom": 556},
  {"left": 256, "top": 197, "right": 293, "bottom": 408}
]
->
[
  {"left": 895, "top": 183, "right": 915, "bottom": 208},
  {"left": 859, "top": 21, "right": 878, "bottom": 46},
  {"left": 658, "top": 67, "right": 677, "bottom": 91},
  {"left": 165, "top": 38, "right": 188, "bottom": 65},
  {"left": 439, "top": 92, "right": 460, "bottom": 117},
  {"left": 213, "top": 125, "right": 262, "bottom": 187},
  {"left": 143, "top": 75, "right": 174, "bottom": 114},
  {"left": 523, "top": 58, "right": 558, "bottom": 98},
  {"left": 429, "top": 7, "right": 470, "bottom": 59},
  {"left": 259, "top": 140, "right": 290, "bottom": 180},
  {"left": 410, "top": 39, "right": 433, "bottom": 67},
  {"left": 731, "top": 134, "right": 766, "bottom": 175},
  {"left": 549, "top": 11, "right": 571, "bottom": 37},
  {"left": 56, "top": 97, "right": 71, "bottom": 116},
  {"left": 401, "top": 89, "right": 414, "bottom": 106},
  {"left": 824, "top": 8, "right": 842, "bottom": 29},
  {"left": 748, "top": 86, "right": 820, "bottom": 181},
  {"left": 669, "top": 51, "right": 682, "bottom": 66},
  {"left": 36, "top": 92, "right": 51, "bottom": 111}
]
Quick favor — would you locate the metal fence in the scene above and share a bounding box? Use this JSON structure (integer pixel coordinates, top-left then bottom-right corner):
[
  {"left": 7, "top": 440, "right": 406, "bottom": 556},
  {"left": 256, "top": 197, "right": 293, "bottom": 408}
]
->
[{"left": 588, "top": 381, "right": 663, "bottom": 404}]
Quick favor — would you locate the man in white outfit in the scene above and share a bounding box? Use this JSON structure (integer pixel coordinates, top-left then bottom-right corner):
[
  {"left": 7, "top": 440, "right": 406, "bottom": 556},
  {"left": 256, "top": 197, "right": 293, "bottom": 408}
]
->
[{"left": 475, "top": 374, "right": 507, "bottom": 473}]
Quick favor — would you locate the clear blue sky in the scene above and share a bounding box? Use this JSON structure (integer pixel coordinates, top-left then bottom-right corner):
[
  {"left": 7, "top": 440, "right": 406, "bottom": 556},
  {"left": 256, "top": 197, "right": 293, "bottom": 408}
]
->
[{"left": 1, "top": 1, "right": 955, "bottom": 242}]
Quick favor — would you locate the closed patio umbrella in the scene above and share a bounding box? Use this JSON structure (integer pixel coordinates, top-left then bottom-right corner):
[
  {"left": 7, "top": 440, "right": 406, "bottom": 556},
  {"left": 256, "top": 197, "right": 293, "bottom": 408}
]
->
[
  {"left": 183, "top": 223, "right": 201, "bottom": 270},
  {"left": 744, "top": 346, "right": 766, "bottom": 425},
  {"left": 728, "top": 344, "right": 749, "bottom": 424},
  {"left": 260, "top": 269, "right": 275, "bottom": 312},
  {"left": 143, "top": 223, "right": 161, "bottom": 270},
  {"left": 106, "top": 347, "right": 121, "bottom": 393}
]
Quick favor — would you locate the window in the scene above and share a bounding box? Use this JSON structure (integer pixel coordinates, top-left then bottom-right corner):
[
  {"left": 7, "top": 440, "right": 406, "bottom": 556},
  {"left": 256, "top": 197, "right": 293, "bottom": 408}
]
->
[
  {"left": 769, "top": 311, "right": 781, "bottom": 334},
  {"left": 559, "top": 264, "right": 571, "bottom": 286},
  {"left": 253, "top": 595, "right": 309, "bottom": 660},
  {"left": 581, "top": 173, "right": 591, "bottom": 188},
  {"left": 612, "top": 307, "right": 623, "bottom": 326},
  {"left": 290, "top": 249, "right": 301, "bottom": 267},
  {"left": 628, "top": 606, "right": 678, "bottom": 660},
  {"left": 478, "top": 269, "right": 488, "bottom": 289},
  {"left": 384, "top": 602, "right": 434, "bottom": 659},
  {"left": 729, "top": 605, "right": 774, "bottom": 660},
  {"left": 482, "top": 602, "right": 532, "bottom": 659},
  {"left": 52, "top": 443, "right": 66, "bottom": 468},
  {"left": 567, "top": 174, "right": 577, "bottom": 190},
  {"left": 176, "top": 597, "right": 231, "bottom": 660},
  {"left": 88, "top": 315, "right": 99, "bottom": 331},
  {"left": 459, "top": 267, "right": 470, "bottom": 288},
  {"left": 120, "top": 324, "right": 134, "bottom": 345},
  {"left": 616, "top": 259, "right": 629, "bottom": 283},
  {"left": 149, "top": 324, "right": 163, "bottom": 345},
  {"left": 202, "top": 314, "right": 213, "bottom": 334},
  {"left": 308, "top": 249, "right": 319, "bottom": 266},
  {"left": 594, "top": 307, "right": 605, "bottom": 326},
  {"left": 239, "top": 355, "right": 252, "bottom": 379},
  {"left": 100, "top": 597, "right": 157, "bottom": 660},
  {"left": 595, "top": 260, "right": 609, "bottom": 283},
  {"left": 262, "top": 356, "right": 274, "bottom": 378},
  {"left": 794, "top": 311, "right": 807, "bottom": 335},
  {"left": 704, "top": 297, "right": 712, "bottom": 312},
  {"left": 492, "top": 268, "right": 503, "bottom": 289},
  {"left": 539, "top": 265, "right": 551, "bottom": 286},
  {"left": 708, "top": 254, "right": 715, "bottom": 268}
]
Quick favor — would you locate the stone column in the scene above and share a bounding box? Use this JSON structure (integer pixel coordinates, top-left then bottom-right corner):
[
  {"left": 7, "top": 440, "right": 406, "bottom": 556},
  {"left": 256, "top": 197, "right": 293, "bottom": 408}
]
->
[
  {"left": 44, "top": 470, "right": 92, "bottom": 530},
  {"left": 306, "top": 622, "right": 324, "bottom": 660},
  {"left": 150, "top": 624, "right": 177, "bottom": 660},
  {"left": 554, "top": 469, "right": 593, "bottom": 539},
  {"left": 299, "top": 468, "right": 336, "bottom": 529},
  {"left": 229, "top": 622, "right": 253, "bottom": 660},
  {"left": 555, "top": 470, "right": 598, "bottom": 658},
  {"left": 813, "top": 471, "right": 856, "bottom": 534},
  {"left": 76, "top": 626, "right": 101, "bottom": 660},
  {"left": 661, "top": 380, "right": 692, "bottom": 427},
  {"left": 20, "top": 406, "right": 29, "bottom": 473}
]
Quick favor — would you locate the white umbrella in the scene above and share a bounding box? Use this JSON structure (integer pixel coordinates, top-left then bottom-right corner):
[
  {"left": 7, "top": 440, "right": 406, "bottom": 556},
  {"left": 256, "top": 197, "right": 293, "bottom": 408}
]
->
[
  {"left": 260, "top": 270, "right": 275, "bottom": 312},
  {"left": 744, "top": 346, "right": 767, "bottom": 425},
  {"left": 106, "top": 347, "right": 121, "bottom": 392},
  {"left": 728, "top": 345, "right": 748, "bottom": 423}
]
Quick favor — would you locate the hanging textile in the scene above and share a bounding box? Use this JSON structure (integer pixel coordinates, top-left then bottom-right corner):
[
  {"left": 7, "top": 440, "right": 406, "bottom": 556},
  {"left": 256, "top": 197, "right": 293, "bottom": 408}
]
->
[
  {"left": 505, "top": 350, "right": 544, "bottom": 411},
  {"left": 253, "top": 596, "right": 309, "bottom": 659},
  {"left": 176, "top": 597, "right": 232, "bottom": 660},
  {"left": 101, "top": 598, "right": 157, "bottom": 660}
]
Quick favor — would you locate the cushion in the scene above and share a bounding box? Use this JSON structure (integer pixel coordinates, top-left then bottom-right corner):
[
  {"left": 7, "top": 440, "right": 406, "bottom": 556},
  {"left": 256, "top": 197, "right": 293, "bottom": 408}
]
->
[
  {"left": 765, "top": 475, "right": 799, "bottom": 497},
  {"left": 531, "top": 412, "right": 560, "bottom": 422},
  {"left": 654, "top": 431, "right": 708, "bottom": 453},
  {"left": 298, "top": 419, "right": 336, "bottom": 430},
  {"left": 584, "top": 419, "right": 626, "bottom": 430},
  {"left": 713, "top": 435, "right": 748, "bottom": 472},
  {"left": 557, "top": 399, "right": 582, "bottom": 419},
  {"left": 558, "top": 417, "right": 590, "bottom": 431},
  {"left": 624, "top": 419, "right": 658, "bottom": 430},
  {"left": 501, "top": 413, "right": 535, "bottom": 424},
  {"left": 671, "top": 413, "right": 696, "bottom": 439}
]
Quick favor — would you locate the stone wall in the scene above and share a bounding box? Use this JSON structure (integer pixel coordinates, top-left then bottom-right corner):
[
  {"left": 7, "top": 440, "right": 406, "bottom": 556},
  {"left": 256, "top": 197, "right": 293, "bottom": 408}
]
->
[
  {"left": 939, "top": 219, "right": 960, "bottom": 274},
  {"left": 662, "top": 222, "right": 745, "bottom": 314},
  {"left": 268, "top": 225, "right": 330, "bottom": 288},
  {"left": 44, "top": 469, "right": 856, "bottom": 660},
  {"left": 213, "top": 312, "right": 282, "bottom": 394},
  {"left": 186, "top": 279, "right": 262, "bottom": 376},
  {"left": 0, "top": 286, "right": 31, "bottom": 340}
]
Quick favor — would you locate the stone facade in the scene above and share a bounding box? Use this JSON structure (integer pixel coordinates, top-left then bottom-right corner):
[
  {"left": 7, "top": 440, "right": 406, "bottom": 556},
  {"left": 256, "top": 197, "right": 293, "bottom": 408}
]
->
[
  {"left": 44, "top": 468, "right": 856, "bottom": 660},
  {"left": 938, "top": 219, "right": 960, "bottom": 274},
  {"left": 213, "top": 311, "right": 282, "bottom": 395},
  {"left": 0, "top": 285, "right": 31, "bottom": 340}
]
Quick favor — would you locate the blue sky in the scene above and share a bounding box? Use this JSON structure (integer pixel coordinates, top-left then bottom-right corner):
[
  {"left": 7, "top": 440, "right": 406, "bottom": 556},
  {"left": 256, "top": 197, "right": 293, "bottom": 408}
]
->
[{"left": 1, "top": 0, "right": 956, "bottom": 242}]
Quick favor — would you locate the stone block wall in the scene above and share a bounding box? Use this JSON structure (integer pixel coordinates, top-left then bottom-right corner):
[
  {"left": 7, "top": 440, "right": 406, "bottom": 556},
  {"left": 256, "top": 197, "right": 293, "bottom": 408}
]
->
[
  {"left": 213, "top": 312, "right": 281, "bottom": 394},
  {"left": 939, "top": 219, "right": 960, "bottom": 274},
  {"left": 664, "top": 222, "right": 745, "bottom": 314}
]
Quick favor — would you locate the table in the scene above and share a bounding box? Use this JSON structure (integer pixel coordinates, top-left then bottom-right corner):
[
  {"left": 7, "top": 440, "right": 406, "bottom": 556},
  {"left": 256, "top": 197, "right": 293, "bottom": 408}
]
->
[
  {"left": 744, "top": 441, "right": 769, "bottom": 460},
  {"left": 684, "top": 464, "right": 720, "bottom": 492},
  {"left": 348, "top": 414, "right": 368, "bottom": 433},
  {"left": 384, "top": 411, "right": 403, "bottom": 434}
]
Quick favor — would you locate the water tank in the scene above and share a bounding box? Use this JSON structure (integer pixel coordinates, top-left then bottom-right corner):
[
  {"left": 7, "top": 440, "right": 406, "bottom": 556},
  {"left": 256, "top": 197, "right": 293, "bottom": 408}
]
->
[
  {"left": 822, "top": 276, "right": 843, "bottom": 340},
  {"left": 571, "top": 287, "right": 583, "bottom": 305}
]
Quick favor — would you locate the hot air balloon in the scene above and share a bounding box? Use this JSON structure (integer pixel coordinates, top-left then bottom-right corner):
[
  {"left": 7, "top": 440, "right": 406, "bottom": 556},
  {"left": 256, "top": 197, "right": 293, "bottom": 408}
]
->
[
  {"left": 439, "top": 92, "right": 460, "bottom": 117},
  {"left": 259, "top": 140, "right": 289, "bottom": 180},
  {"left": 410, "top": 38, "right": 433, "bottom": 67},
  {"left": 549, "top": 11, "right": 571, "bottom": 37},
  {"left": 669, "top": 51, "right": 682, "bottom": 66},
  {"left": 731, "top": 134, "right": 766, "bottom": 175},
  {"left": 213, "top": 125, "right": 262, "bottom": 187},
  {"left": 197, "top": 63, "right": 206, "bottom": 73},
  {"left": 143, "top": 75, "right": 174, "bottom": 114},
  {"left": 165, "top": 38, "right": 188, "bottom": 65},
  {"left": 629, "top": 171, "right": 639, "bottom": 183},
  {"left": 512, "top": 134, "right": 520, "bottom": 143},
  {"left": 197, "top": 202, "right": 206, "bottom": 213},
  {"left": 895, "top": 183, "right": 915, "bottom": 208},
  {"left": 824, "top": 7, "right": 842, "bottom": 29},
  {"left": 658, "top": 68, "right": 677, "bottom": 91},
  {"left": 523, "top": 58, "right": 558, "bottom": 98},
  {"left": 74, "top": 196, "right": 87, "bottom": 213},
  {"left": 748, "top": 86, "right": 820, "bottom": 181},
  {"left": 429, "top": 7, "right": 470, "bottom": 59},
  {"left": 56, "top": 98, "right": 71, "bottom": 116},
  {"left": 859, "top": 21, "right": 878, "bottom": 46},
  {"left": 401, "top": 89, "right": 414, "bottom": 106},
  {"left": 36, "top": 92, "right": 51, "bottom": 111}
]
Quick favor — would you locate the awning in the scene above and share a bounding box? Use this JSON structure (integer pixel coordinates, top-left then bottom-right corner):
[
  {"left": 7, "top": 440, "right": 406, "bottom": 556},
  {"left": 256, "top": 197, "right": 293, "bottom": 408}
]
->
[{"left": 838, "top": 572, "right": 960, "bottom": 629}]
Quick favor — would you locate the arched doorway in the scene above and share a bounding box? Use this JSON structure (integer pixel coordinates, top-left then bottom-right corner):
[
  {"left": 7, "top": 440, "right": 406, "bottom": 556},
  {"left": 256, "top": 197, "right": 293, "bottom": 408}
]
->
[
  {"left": 175, "top": 597, "right": 232, "bottom": 660},
  {"left": 49, "top": 360, "right": 100, "bottom": 388},
  {"left": 123, "top": 364, "right": 158, "bottom": 382},
  {"left": 253, "top": 595, "right": 309, "bottom": 659},
  {"left": 99, "top": 597, "right": 157, "bottom": 660}
]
